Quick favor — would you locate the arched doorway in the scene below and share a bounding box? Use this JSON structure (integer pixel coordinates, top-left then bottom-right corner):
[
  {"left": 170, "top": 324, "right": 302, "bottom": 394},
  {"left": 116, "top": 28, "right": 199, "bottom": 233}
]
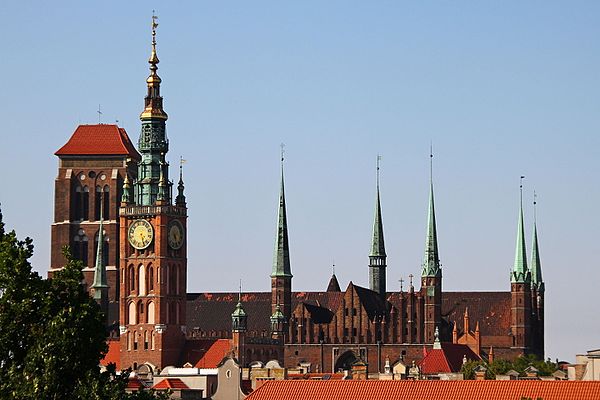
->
[{"left": 334, "top": 350, "right": 358, "bottom": 372}]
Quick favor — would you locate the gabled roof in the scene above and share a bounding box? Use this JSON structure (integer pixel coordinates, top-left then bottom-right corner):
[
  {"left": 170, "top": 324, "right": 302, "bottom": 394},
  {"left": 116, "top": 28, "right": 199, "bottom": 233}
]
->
[
  {"left": 180, "top": 338, "right": 232, "bottom": 368},
  {"left": 352, "top": 284, "right": 388, "bottom": 320},
  {"left": 153, "top": 378, "right": 189, "bottom": 390},
  {"left": 55, "top": 124, "right": 140, "bottom": 159},
  {"left": 245, "top": 380, "right": 600, "bottom": 400},
  {"left": 326, "top": 274, "right": 341, "bottom": 292},
  {"left": 419, "top": 342, "right": 480, "bottom": 374},
  {"left": 100, "top": 340, "right": 121, "bottom": 370},
  {"left": 301, "top": 302, "right": 334, "bottom": 324},
  {"left": 193, "top": 339, "right": 231, "bottom": 368}
]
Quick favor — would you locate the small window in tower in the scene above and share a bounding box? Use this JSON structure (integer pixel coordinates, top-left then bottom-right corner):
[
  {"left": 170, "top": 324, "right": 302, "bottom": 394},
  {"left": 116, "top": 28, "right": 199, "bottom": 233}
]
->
[{"left": 353, "top": 308, "right": 357, "bottom": 316}]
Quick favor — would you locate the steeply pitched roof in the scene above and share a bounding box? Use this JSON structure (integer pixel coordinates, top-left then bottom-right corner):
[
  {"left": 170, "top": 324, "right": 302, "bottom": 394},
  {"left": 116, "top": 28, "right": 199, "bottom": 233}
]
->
[
  {"left": 152, "top": 378, "right": 189, "bottom": 390},
  {"left": 302, "top": 302, "right": 334, "bottom": 324},
  {"left": 55, "top": 124, "right": 140, "bottom": 159},
  {"left": 179, "top": 339, "right": 232, "bottom": 368},
  {"left": 353, "top": 284, "right": 388, "bottom": 320},
  {"left": 245, "top": 380, "right": 600, "bottom": 400},
  {"left": 419, "top": 343, "right": 480, "bottom": 374},
  {"left": 442, "top": 292, "right": 511, "bottom": 337},
  {"left": 187, "top": 291, "right": 344, "bottom": 335},
  {"left": 326, "top": 274, "right": 341, "bottom": 292},
  {"left": 100, "top": 340, "right": 121, "bottom": 370}
]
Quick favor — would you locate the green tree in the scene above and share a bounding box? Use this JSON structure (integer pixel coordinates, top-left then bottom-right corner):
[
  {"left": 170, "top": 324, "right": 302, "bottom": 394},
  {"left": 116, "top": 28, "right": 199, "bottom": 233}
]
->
[
  {"left": 461, "top": 353, "right": 558, "bottom": 380},
  {"left": 0, "top": 208, "right": 168, "bottom": 400}
]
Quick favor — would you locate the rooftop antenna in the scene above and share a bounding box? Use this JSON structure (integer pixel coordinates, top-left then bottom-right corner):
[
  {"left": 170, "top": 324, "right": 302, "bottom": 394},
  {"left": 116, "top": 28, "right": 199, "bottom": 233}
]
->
[{"left": 97, "top": 104, "right": 103, "bottom": 124}]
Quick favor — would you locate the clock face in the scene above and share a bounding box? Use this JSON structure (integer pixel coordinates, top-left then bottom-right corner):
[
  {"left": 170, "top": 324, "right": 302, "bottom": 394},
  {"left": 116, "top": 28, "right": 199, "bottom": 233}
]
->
[
  {"left": 168, "top": 220, "right": 185, "bottom": 250},
  {"left": 128, "top": 219, "right": 154, "bottom": 250}
]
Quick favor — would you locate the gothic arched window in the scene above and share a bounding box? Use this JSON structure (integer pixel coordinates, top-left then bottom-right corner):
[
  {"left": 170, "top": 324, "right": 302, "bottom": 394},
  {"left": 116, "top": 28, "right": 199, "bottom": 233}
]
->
[
  {"left": 129, "top": 301, "right": 137, "bottom": 325},
  {"left": 147, "top": 265, "right": 154, "bottom": 292},
  {"left": 138, "top": 264, "right": 146, "bottom": 296}
]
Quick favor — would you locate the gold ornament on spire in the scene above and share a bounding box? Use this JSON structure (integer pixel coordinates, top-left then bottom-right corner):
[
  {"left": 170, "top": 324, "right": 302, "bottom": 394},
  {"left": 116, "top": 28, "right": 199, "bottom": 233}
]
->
[{"left": 140, "top": 12, "right": 168, "bottom": 121}]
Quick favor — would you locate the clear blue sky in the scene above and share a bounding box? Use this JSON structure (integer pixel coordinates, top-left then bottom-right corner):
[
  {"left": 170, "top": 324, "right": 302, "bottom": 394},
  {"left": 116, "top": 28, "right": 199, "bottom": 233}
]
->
[{"left": 1, "top": 1, "right": 599, "bottom": 362}]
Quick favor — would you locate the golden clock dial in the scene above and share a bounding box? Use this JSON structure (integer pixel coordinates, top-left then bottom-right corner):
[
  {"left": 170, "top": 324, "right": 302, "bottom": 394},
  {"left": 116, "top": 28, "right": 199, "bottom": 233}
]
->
[
  {"left": 128, "top": 219, "right": 154, "bottom": 250},
  {"left": 168, "top": 220, "right": 185, "bottom": 250}
]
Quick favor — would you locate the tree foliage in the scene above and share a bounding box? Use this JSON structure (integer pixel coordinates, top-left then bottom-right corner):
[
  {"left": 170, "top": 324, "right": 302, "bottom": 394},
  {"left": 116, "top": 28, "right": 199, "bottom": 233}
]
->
[
  {"left": 461, "top": 354, "right": 557, "bottom": 380},
  {"left": 0, "top": 208, "right": 168, "bottom": 399}
]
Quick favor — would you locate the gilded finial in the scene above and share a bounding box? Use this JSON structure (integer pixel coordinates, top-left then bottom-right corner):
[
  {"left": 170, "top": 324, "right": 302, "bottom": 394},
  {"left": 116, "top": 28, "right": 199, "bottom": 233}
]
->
[{"left": 150, "top": 11, "right": 159, "bottom": 65}]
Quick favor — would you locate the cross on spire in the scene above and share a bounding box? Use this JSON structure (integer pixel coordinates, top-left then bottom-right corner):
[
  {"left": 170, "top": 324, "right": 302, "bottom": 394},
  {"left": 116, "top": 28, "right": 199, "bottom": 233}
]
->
[
  {"left": 399, "top": 277, "right": 404, "bottom": 292},
  {"left": 408, "top": 273, "right": 414, "bottom": 288}
]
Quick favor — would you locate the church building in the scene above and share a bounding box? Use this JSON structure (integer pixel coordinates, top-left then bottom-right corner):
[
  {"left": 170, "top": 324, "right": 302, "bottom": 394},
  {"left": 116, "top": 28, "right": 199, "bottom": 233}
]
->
[{"left": 50, "top": 20, "right": 545, "bottom": 374}]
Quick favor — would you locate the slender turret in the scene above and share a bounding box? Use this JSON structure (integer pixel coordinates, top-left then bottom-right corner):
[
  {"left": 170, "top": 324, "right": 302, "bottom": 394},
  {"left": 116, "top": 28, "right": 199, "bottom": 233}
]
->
[
  {"left": 510, "top": 176, "right": 532, "bottom": 352},
  {"left": 530, "top": 192, "right": 545, "bottom": 358},
  {"left": 369, "top": 155, "right": 387, "bottom": 299},
  {"left": 421, "top": 148, "right": 442, "bottom": 343},
  {"left": 511, "top": 179, "right": 529, "bottom": 283},
  {"left": 271, "top": 146, "right": 292, "bottom": 320},
  {"left": 135, "top": 15, "right": 170, "bottom": 205}
]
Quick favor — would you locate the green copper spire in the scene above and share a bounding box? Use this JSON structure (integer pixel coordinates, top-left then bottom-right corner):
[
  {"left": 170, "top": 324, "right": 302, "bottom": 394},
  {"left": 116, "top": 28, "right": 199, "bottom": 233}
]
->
[
  {"left": 511, "top": 177, "right": 530, "bottom": 283},
  {"left": 369, "top": 155, "right": 387, "bottom": 298},
  {"left": 370, "top": 156, "right": 386, "bottom": 258},
  {"left": 271, "top": 151, "right": 292, "bottom": 278},
  {"left": 421, "top": 151, "right": 441, "bottom": 278},
  {"left": 530, "top": 193, "right": 544, "bottom": 292},
  {"left": 92, "top": 193, "right": 108, "bottom": 298}
]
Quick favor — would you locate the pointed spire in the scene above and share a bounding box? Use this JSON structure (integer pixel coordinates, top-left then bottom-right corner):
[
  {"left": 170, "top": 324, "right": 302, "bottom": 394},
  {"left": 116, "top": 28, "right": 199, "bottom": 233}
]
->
[
  {"left": 140, "top": 12, "right": 167, "bottom": 121},
  {"left": 176, "top": 156, "right": 187, "bottom": 207},
  {"left": 422, "top": 147, "right": 441, "bottom": 277},
  {"left": 511, "top": 176, "right": 530, "bottom": 283},
  {"left": 326, "top": 272, "right": 341, "bottom": 292},
  {"left": 271, "top": 146, "right": 292, "bottom": 278},
  {"left": 92, "top": 192, "right": 108, "bottom": 297},
  {"left": 530, "top": 192, "right": 544, "bottom": 292},
  {"left": 370, "top": 155, "right": 386, "bottom": 257}
]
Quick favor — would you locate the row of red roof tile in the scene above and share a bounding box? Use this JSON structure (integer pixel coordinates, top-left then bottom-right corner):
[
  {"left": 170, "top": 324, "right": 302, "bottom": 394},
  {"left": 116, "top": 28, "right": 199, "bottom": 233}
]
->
[{"left": 246, "top": 380, "right": 600, "bottom": 400}]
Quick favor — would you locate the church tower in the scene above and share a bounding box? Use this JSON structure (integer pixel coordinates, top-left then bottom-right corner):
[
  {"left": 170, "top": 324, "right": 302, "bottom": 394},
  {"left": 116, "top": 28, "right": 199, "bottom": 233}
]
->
[
  {"left": 271, "top": 151, "right": 292, "bottom": 321},
  {"left": 510, "top": 178, "right": 531, "bottom": 353},
  {"left": 530, "top": 194, "right": 545, "bottom": 358},
  {"left": 119, "top": 16, "right": 187, "bottom": 371},
  {"left": 368, "top": 156, "right": 387, "bottom": 299},
  {"left": 421, "top": 151, "right": 442, "bottom": 344}
]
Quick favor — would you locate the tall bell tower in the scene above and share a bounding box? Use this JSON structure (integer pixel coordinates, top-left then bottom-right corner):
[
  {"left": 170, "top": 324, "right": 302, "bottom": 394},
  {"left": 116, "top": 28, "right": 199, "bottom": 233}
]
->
[{"left": 119, "top": 15, "right": 188, "bottom": 371}]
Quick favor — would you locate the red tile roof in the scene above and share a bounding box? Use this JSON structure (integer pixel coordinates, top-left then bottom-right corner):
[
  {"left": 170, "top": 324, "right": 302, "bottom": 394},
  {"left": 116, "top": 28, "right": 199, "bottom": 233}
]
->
[
  {"left": 180, "top": 339, "right": 232, "bottom": 368},
  {"left": 126, "top": 376, "right": 146, "bottom": 390},
  {"left": 100, "top": 340, "right": 121, "bottom": 370},
  {"left": 245, "top": 380, "right": 600, "bottom": 400},
  {"left": 153, "top": 378, "right": 189, "bottom": 390},
  {"left": 420, "top": 343, "right": 480, "bottom": 374},
  {"left": 55, "top": 124, "right": 140, "bottom": 158}
]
